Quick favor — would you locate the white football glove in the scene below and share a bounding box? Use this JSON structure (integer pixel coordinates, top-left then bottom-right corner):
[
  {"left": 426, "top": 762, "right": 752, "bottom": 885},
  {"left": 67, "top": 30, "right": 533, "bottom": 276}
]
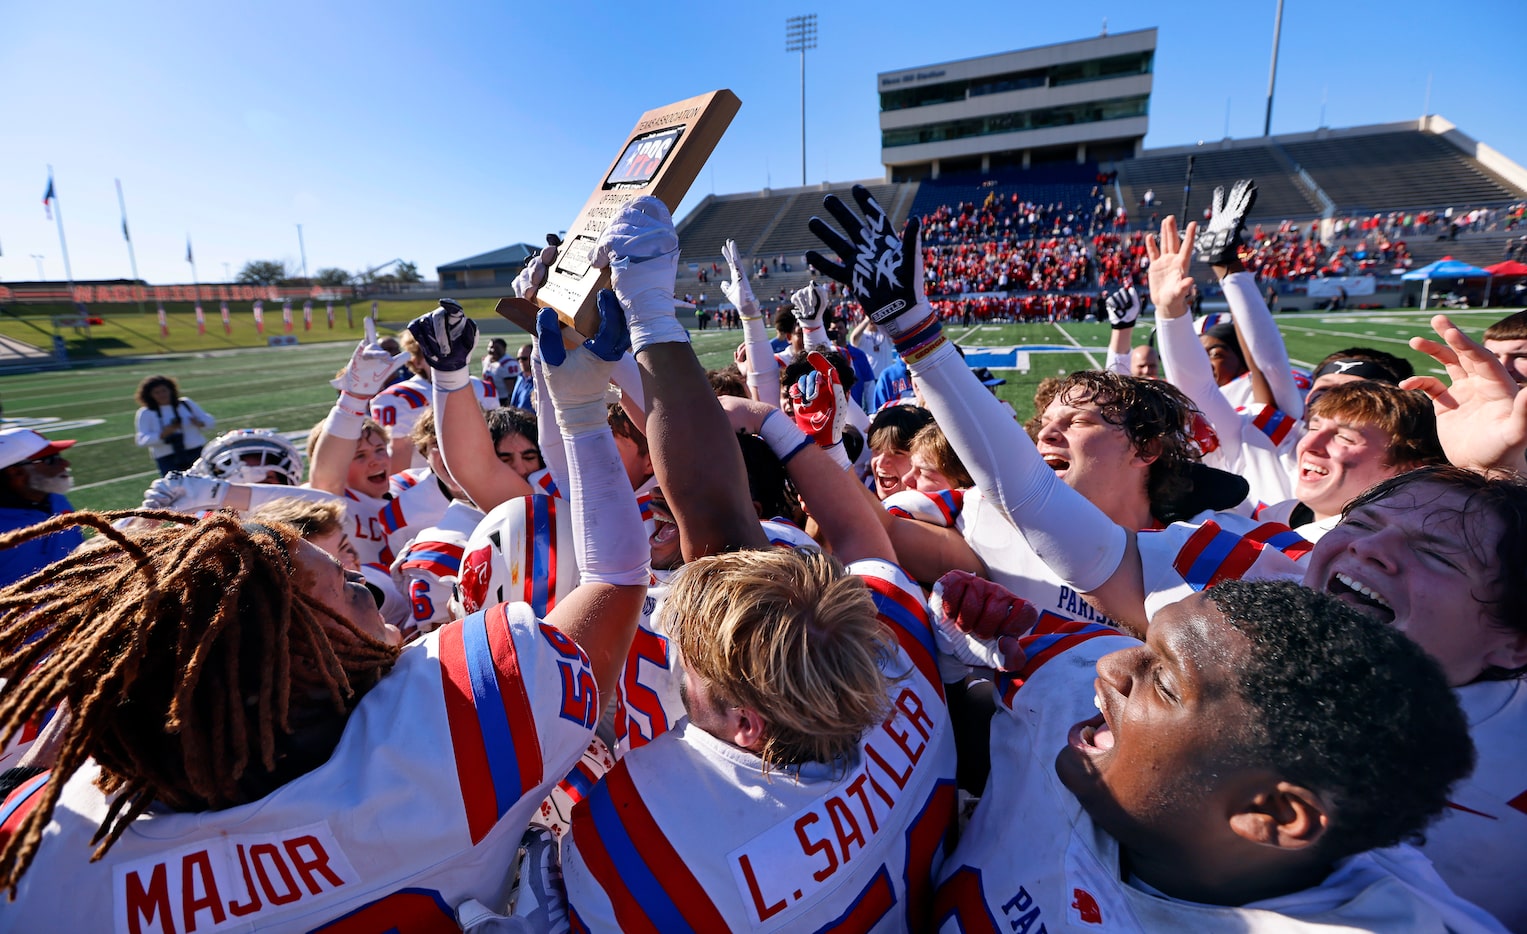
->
[
  {"left": 1104, "top": 285, "right": 1142, "bottom": 330},
  {"left": 513, "top": 238, "right": 561, "bottom": 303},
  {"left": 720, "top": 239, "right": 761, "bottom": 321},
  {"left": 790, "top": 279, "right": 831, "bottom": 327},
  {"left": 331, "top": 317, "right": 410, "bottom": 401},
  {"left": 142, "top": 471, "right": 229, "bottom": 514},
  {"left": 590, "top": 196, "right": 684, "bottom": 351}
]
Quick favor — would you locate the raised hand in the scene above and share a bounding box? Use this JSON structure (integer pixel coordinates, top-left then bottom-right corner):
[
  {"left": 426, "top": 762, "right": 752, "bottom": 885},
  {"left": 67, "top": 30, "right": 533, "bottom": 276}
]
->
[
  {"left": 407, "top": 298, "right": 478, "bottom": 390},
  {"left": 806, "top": 185, "right": 931, "bottom": 340},
  {"left": 536, "top": 291, "right": 631, "bottom": 416},
  {"left": 720, "top": 239, "right": 760, "bottom": 321},
  {"left": 1402, "top": 314, "right": 1527, "bottom": 471},
  {"left": 590, "top": 196, "right": 684, "bottom": 351},
  {"left": 141, "top": 471, "right": 229, "bottom": 514},
  {"left": 788, "top": 351, "right": 846, "bottom": 447},
  {"left": 331, "top": 315, "right": 410, "bottom": 399},
  {"left": 790, "top": 279, "right": 831, "bottom": 328},
  {"left": 1144, "top": 215, "right": 1199, "bottom": 319},
  {"left": 513, "top": 235, "right": 562, "bottom": 303},
  {"left": 1194, "top": 179, "right": 1257, "bottom": 266},
  {"left": 1104, "top": 284, "right": 1141, "bottom": 330},
  {"left": 930, "top": 569, "right": 1036, "bottom": 673}
]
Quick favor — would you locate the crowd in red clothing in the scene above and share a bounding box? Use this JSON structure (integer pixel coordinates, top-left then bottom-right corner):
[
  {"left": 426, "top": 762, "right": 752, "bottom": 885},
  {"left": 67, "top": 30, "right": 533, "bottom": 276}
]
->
[
  {"left": 923, "top": 238, "right": 1093, "bottom": 296},
  {"left": 919, "top": 188, "right": 1113, "bottom": 246},
  {"left": 1091, "top": 231, "right": 1149, "bottom": 289}
]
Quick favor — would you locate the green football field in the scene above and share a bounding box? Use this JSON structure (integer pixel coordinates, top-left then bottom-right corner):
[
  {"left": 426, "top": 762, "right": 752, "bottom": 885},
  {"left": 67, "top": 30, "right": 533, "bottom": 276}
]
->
[{"left": 0, "top": 305, "right": 1511, "bottom": 513}]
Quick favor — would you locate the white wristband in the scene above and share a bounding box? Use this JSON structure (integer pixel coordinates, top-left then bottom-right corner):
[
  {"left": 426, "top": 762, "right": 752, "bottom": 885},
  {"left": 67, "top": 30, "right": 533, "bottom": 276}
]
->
[
  {"left": 325, "top": 395, "right": 369, "bottom": 441},
  {"left": 432, "top": 368, "right": 470, "bottom": 393},
  {"left": 758, "top": 409, "right": 812, "bottom": 464}
]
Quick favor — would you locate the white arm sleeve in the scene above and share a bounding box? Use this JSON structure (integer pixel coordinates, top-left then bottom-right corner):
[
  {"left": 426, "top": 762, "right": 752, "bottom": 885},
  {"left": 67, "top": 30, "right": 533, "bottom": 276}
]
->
[
  {"left": 557, "top": 393, "right": 649, "bottom": 589},
  {"left": 1106, "top": 352, "right": 1131, "bottom": 376},
  {"left": 1223, "top": 271, "right": 1302, "bottom": 419},
  {"left": 530, "top": 356, "right": 570, "bottom": 495},
  {"left": 740, "top": 310, "right": 780, "bottom": 402},
  {"left": 1156, "top": 313, "right": 1245, "bottom": 467},
  {"left": 801, "top": 317, "right": 831, "bottom": 353},
  {"left": 908, "top": 343, "right": 1127, "bottom": 592},
  {"left": 608, "top": 352, "right": 645, "bottom": 413}
]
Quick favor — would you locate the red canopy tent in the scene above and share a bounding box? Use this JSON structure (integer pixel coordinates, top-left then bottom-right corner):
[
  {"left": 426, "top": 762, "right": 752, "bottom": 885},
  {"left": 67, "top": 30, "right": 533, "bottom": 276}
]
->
[
  {"left": 1485, "top": 260, "right": 1527, "bottom": 277},
  {"left": 1485, "top": 260, "right": 1527, "bottom": 307}
]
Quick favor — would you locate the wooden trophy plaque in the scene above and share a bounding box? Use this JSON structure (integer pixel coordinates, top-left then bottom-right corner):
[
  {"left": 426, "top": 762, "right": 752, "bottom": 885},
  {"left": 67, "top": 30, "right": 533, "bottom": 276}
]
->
[{"left": 496, "top": 88, "right": 741, "bottom": 342}]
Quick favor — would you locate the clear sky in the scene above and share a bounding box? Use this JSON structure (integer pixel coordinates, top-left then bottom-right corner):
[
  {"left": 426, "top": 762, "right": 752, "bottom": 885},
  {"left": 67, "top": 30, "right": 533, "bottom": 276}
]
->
[{"left": 3, "top": 0, "right": 1523, "bottom": 285}]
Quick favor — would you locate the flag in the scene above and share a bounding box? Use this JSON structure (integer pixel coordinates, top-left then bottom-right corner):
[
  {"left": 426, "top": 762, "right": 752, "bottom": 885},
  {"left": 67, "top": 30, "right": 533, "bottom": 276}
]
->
[
  {"left": 194, "top": 302, "right": 206, "bottom": 335},
  {"left": 326, "top": 302, "right": 334, "bottom": 329},
  {"left": 156, "top": 303, "right": 168, "bottom": 337},
  {"left": 302, "top": 299, "right": 313, "bottom": 331},
  {"left": 281, "top": 299, "right": 293, "bottom": 333},
  {"left": 185, "top": 237, "right": 193, "bottom": 265},
  {"left": 220, "top": 300, "right": 232, "bottom": 334},
  {"left": 42, "top": 175, "right": 55, "bottom": 220},
  {"left": 253, "top": 300, "right": 265, "bottom": 334},
  {"left": 345, "top": 302, "right": 353, "bottom": 328}
]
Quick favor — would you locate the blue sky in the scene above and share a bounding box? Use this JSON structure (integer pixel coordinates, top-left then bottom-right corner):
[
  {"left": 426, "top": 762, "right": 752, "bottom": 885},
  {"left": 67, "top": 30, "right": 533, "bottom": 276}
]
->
[{"left": 3, "top": 0, "right": 1523, "bottom": 285}]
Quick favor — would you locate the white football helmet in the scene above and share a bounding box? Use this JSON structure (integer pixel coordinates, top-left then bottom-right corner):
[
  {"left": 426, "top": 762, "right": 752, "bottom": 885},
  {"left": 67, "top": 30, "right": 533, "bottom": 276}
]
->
[
  {"left": 458, "top": 494, "right": 578, "bottom": 618},
  {"left": 189, "top": 429, "right": 305, "bottom": 486}
]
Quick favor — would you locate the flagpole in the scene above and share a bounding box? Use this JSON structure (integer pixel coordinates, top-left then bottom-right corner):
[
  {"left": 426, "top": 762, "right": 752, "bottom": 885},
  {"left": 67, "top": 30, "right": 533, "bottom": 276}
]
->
[
  {"left": 186, "top": 235, "right": 199, "bottom": 300},
  {"left": 115, "top": 179, "right": 147, "bottom": 317},
  {"left": 48, "top": 166, "right": 86, "bottom": 339}
]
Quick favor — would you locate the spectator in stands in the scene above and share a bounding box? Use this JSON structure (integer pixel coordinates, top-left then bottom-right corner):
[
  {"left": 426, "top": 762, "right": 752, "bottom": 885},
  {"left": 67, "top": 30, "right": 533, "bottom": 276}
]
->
[
  {"left": 0, "top": 428, "right": 80, "bottom": 589},
  {"left": 1483, "top": 310, "right": 1527, "bottom": 385},
  {"left": 770, "top": 308, "right": 796, "bottom": 353},
  {"left": 134, "top": 375, "right": 216, "bottom": 475}
]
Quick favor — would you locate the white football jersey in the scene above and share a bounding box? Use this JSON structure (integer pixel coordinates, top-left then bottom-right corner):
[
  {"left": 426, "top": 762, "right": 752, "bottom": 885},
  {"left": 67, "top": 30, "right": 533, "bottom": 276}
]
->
[
  {"left": 1136, "top": 513, "right": 1311, "bottom": 620},
  {"left": 0, "top": 602, "right": 600, "bottom": 934},
  {"left": 933, "top": 621, "right": 1506, "bottom": 933},
  {"left": 343, "top": 487, "right": 395, "bottom": 570},
  {"left": 369, "top": 376, "right": 496, "bottom": 454},
  {"left": 565, "top": 559, "right": 959, "bottom": 933},
  {"left": 380, "top": 468, "right": 453, "bottom": 563},
  {"left": 1421, "top": 678, "right": 1527, "bottom": 931}
]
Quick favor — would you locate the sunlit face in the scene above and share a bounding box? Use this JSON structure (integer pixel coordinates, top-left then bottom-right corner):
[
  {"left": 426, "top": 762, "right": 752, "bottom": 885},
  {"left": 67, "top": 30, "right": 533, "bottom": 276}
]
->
[
  {"left": 307, "top": 528, "right": 361, "bottom": 572},
  {"left": 870, "top": 446, "right": 913, "bottom": 500},
  {"left": 1484, "top": 338, "right": 1527, "bottom": 385},
  {"left": 1130, "top": 345, "right": 1159, "bottom": 379},
  {"left": 1057, "top": 592, "right": 1253, "bottom": 850},
  {"left": 494, "top": 432, "right": 544, "bottom": 479},
  {"left": 347, "top": 430, "right": 391, "bottom": 498},
  {"left": 293, "top": 538, "right": 400, "bottom": 647},
  {"left": 903, "top": 451, "right": 957, "bottom": 493},
  {"left": 1294, "top": 414, "right": 1402, "bottom": 519},
  {"left": 1305, "top": 482, "right": 1523, "bottom": 686},
  {"left": 1036, "top": 392, "right": 1151, "bottom": 508}
]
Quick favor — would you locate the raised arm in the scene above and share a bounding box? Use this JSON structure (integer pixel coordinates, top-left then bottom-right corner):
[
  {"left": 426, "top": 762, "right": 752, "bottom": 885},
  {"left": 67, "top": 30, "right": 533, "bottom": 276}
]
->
[
  {"left": 807, "top": 184, "right": 1151, "bottom": 628},
  {"left": 1103, "top": 284, "right": 1141, "bottom": 375},
  {"left": 311, "top": 319, "right": 409, "bottom": 495},
  {"left": 721, "top": 239, "right": 779, "bottom": 407},
  {"left": 594, "top": 198, "right": 767, "bottom": 558},
  {"left": 1197, "top": 180, "right": 1303, "bottom": 417},
  {"left": 406, "top": 300, "right": 534, "bottom": 512}
]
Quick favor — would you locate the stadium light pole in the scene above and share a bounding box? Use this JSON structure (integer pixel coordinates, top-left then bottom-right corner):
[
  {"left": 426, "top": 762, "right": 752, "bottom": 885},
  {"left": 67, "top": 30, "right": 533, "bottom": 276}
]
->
[
  {"left": 29, "top": 255, "right": 44, "bottom": 281},
  {"left": 296, "top": 223, "right": 310, "bottom": 282},
  {"left": 785, "top": 13, "right": 817, "bottom": 187},
  {"left": 1262, "top": 0, "right": 1284, "bottom": 137}
]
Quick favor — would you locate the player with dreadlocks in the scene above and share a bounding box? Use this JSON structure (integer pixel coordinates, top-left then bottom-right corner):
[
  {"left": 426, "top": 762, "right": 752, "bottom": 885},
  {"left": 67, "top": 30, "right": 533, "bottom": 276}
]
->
[{"left": 0, "top": 289, "right": 648, "bottom": 931}]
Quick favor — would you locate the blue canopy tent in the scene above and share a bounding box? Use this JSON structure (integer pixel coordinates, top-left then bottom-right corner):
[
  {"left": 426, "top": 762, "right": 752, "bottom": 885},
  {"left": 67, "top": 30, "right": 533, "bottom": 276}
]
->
[{"left": 1401, "top": 257, "right": 1492, "bottom": 309}]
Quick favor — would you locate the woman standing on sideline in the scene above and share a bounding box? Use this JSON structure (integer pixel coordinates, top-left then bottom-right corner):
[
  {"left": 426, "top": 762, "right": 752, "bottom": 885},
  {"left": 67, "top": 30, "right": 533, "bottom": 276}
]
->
[{"left": 133, "top": 375, "right": 214, "bottom": 475}]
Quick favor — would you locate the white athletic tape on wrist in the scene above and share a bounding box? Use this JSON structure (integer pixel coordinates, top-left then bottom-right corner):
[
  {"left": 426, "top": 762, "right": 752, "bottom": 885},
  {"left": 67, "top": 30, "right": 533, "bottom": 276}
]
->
[
  {"left": 822, "top": 440, "right": 852, "bottom": 471},
  {"left": 432, "top": 368, "right": 470, "bottom": 393},
  {"left": 325, "top": 400, "right": 368, "bottom": 441},
  {"left": 627, "top": 314, "right": 690, "bottom": 354},
  {"left": 758, "top": 409, "right": 813, "bottom": 465}
]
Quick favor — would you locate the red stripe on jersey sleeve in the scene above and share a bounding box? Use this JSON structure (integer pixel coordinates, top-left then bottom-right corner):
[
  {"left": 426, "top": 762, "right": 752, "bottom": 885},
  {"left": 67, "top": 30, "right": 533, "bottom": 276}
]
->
[
  {"left": 438, "top": 621, "right": 499, "bottom": 843},
  {"left": 604, "top": 766, "right": 729, "bottom": 930},
  {"left": 486, "top": 603, "right": 544, "bottom": 797},
  {"left": 569, "top": 790, "right": 660, "bottom": 934}
]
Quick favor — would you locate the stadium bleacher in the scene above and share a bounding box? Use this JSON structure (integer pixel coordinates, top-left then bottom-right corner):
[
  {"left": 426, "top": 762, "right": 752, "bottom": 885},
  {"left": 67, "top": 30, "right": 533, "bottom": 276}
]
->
[
  {"left": 1284, "top": 131, "right": 1522, "bottom": 214},
  {"left": 1116, "top": 145, "right": 1321, "bottom": 223}
]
